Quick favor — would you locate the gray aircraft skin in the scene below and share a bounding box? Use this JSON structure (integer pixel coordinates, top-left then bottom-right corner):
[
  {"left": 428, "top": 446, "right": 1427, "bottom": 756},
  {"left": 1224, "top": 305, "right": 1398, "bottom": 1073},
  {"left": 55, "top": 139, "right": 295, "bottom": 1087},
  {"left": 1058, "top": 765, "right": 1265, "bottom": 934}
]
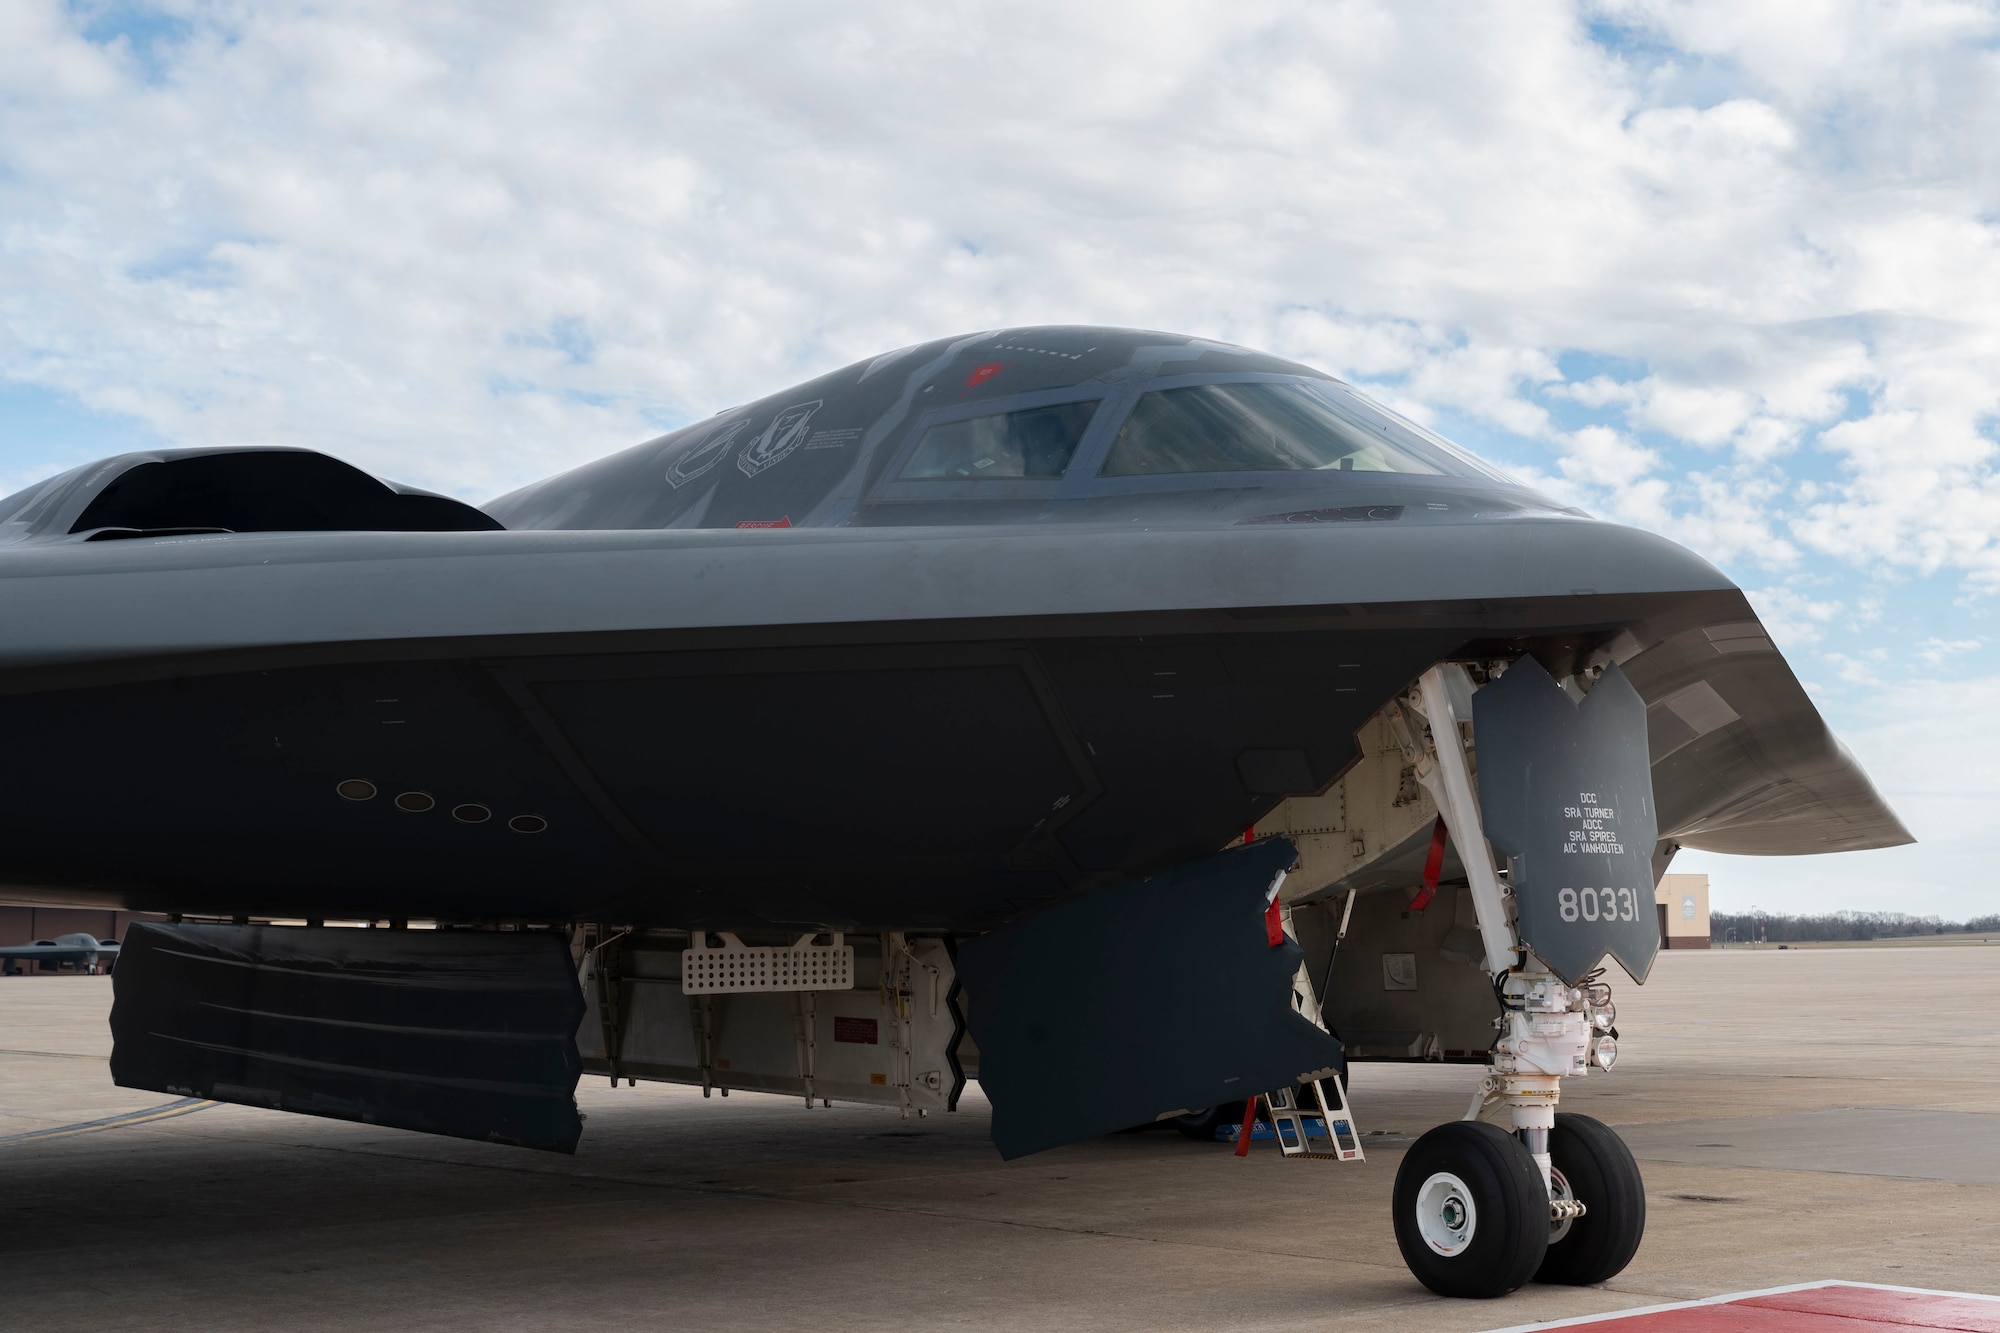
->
[{"left": 0, "top": 325, "right": 1907, "bottom": 931}]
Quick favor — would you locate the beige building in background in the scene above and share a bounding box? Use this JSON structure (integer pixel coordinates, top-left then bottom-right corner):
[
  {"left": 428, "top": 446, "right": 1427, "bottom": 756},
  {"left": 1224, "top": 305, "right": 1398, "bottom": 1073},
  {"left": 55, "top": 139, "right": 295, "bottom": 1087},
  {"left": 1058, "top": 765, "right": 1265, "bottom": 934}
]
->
[{"left": 1656, "top": 872, "right": 1711, "bottom": 949}]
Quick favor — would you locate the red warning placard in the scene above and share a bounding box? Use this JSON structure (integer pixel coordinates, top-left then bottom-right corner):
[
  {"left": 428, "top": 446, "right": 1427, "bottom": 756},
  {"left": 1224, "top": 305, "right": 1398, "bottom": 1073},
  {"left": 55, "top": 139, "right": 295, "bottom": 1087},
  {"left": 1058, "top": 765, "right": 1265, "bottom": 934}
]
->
[{"left": 833, "top": 1016, "right": 878, "bottom": 1045}]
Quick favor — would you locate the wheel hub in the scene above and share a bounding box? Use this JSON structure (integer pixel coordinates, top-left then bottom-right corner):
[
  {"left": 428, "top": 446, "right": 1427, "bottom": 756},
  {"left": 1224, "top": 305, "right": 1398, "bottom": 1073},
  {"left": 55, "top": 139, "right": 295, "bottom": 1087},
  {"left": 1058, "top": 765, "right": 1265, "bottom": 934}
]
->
[{"left": 1415, "top": 1170, "right": 1478, "bottom": 1256}]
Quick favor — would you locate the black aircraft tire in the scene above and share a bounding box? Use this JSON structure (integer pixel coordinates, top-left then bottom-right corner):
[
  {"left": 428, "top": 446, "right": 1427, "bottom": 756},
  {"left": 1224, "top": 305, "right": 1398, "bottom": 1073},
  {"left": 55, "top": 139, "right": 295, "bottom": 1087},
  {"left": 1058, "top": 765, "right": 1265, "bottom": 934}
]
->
[
  {"left": 1172, "top": 1101, "right": 1247, "bottom": 1140},
  {"left": 1536, "top": 1113, "right": 1646, "bottom": 1286},
  {"left": 1392, "top": 1121, "right": 1549, "bottom": 1298}
]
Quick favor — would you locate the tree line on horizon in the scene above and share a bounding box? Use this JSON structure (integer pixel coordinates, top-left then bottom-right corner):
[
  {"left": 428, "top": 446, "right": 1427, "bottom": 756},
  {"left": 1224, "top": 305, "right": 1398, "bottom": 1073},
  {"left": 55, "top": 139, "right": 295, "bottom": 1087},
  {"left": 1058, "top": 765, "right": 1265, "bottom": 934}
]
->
[{"left": 1710, "top": 910, "right": 2000, "bottom": 943}]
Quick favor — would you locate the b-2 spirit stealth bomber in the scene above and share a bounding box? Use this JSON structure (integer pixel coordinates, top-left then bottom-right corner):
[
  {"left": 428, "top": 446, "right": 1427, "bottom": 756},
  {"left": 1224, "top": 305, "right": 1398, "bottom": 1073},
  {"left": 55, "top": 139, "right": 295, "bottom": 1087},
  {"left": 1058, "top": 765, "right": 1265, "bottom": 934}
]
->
[{"left": 0, "top": 327, "right": 1907, "bottom": 1296}]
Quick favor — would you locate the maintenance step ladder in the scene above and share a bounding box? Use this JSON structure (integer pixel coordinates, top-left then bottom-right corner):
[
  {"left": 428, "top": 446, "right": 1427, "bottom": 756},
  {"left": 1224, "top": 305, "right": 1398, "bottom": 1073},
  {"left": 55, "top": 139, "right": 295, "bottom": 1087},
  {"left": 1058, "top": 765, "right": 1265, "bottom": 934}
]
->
[{"left": 1235, "top": 1073, "right": 1366, "bottom": 1162}]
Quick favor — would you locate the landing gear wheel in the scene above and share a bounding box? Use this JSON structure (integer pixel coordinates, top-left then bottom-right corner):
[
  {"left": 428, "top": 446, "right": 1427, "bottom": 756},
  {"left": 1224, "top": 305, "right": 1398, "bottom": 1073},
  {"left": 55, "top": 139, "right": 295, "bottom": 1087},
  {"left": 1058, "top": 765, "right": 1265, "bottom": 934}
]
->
[
  {"left": 1393, "top": 1121, "right": 1549, "bottom": 1298},
  {"left": 1536, "top": 1113, "right": 1646, "bottom": 1286},
  {"left": 1172, "top": 1101, "right": 1246, "bottom": 1140}
]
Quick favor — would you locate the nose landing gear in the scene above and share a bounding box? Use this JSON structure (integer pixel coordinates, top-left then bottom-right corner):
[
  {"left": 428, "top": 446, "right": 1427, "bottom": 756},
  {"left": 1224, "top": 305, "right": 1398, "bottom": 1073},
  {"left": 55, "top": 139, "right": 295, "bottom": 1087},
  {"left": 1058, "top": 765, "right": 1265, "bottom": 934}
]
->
[{"left": 1383, "top": 662, "right": 1652, "bottom": 1298}]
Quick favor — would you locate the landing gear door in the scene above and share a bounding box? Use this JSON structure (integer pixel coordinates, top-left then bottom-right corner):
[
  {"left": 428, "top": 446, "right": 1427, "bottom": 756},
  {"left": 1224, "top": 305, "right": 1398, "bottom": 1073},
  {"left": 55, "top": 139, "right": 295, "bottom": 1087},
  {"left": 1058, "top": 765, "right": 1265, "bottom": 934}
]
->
[
  {"left": 956, "top": 838, "right": 1345, "bottom": 1160},
  {"left": 1474, "top": 658, "right": 1660, "bottom": 985}
]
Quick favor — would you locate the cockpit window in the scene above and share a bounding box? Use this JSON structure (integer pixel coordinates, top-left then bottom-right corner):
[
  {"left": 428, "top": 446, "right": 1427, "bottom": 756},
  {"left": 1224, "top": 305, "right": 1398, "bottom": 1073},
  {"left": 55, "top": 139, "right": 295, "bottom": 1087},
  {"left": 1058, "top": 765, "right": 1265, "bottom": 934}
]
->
[
  {"left": 0, "top": 465, "right": 87, "bottom": 528},
  {"left": 0, "top": 464, "right": 100, "bottom": 543},
  {"left": 0, "top": 476, "right": 54, "bottom": 525},
  {"left": 898, "top": 400, "right": 1097, "bottom": 481},
  {"left": 1100, "top": 380, "right": 1473, "bottom": 478}
]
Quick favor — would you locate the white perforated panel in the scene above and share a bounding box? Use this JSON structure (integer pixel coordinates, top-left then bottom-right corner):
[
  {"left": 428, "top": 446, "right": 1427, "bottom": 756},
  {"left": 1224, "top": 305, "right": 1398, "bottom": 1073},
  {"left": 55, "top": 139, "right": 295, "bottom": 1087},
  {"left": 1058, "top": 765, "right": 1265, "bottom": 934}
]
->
[{"left": 681, "top": 936, "right": 854, "bottom": 994}]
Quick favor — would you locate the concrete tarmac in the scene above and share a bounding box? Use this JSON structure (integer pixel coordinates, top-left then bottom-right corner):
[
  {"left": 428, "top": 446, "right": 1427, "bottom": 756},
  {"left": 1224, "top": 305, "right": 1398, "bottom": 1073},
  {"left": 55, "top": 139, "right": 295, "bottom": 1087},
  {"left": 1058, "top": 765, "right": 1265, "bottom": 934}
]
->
[{"left": 3, "top": 946, "right": 1997, "bottom": 1331}]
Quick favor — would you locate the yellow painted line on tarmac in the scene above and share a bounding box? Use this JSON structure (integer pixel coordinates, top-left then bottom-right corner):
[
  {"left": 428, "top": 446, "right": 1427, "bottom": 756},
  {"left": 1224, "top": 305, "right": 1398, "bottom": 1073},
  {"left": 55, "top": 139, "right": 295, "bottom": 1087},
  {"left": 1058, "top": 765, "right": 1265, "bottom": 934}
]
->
[{"left": 0, "top": 1096, "right": 219, "bottom": 1147}]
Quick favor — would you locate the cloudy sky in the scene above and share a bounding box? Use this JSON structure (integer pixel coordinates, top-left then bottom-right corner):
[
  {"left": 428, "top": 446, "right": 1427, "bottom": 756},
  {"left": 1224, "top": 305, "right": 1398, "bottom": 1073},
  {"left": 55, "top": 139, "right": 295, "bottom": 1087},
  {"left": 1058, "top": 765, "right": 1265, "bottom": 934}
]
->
[{"left": 2, "top": 1, "right": 1995, "bottom": 918}]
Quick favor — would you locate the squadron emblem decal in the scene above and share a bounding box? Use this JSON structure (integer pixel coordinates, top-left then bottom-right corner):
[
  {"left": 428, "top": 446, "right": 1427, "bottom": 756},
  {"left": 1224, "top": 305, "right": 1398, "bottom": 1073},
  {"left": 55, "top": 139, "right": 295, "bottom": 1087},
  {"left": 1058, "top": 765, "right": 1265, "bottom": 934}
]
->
[
  {"left": 737, "top": 400, "right": 823, "bottom": 478},
  {"left": 664, "top": 419, "right": 749, "bottom": 489}
]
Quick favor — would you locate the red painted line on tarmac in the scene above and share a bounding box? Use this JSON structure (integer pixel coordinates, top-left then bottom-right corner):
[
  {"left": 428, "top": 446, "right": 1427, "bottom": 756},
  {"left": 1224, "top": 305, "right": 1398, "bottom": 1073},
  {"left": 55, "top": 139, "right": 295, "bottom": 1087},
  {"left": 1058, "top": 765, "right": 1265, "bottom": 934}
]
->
[{"left": 1484, "top": 1283, "right": 2000, "bottom": 1332}]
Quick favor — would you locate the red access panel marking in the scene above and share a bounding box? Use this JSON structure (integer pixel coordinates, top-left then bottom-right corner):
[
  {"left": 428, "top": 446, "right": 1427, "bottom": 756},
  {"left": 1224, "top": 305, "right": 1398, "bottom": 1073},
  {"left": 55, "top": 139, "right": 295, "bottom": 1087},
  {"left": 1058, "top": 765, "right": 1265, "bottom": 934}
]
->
[{"left": 1485, "top": 1283, "right": 2000, "bottom": 1332}]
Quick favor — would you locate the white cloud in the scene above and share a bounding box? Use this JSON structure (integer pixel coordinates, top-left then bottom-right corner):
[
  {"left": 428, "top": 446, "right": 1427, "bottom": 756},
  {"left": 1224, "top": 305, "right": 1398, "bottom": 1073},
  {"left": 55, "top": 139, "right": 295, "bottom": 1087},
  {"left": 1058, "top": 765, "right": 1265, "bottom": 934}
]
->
[
  {"left": 1558, "top": 425, "right": 1662, "bottom": 491},
  {"left": 1745, "top": 584, "right": 1844, "bottom": 650},
  {"left": 1626, "top": 381, "right": 1757, "bottom": 447},
  {"left": 1552, "top": 376, "right": 1635, "bottom": 410},
  {"left": 1794, "top": 404, "right": 2000, "bottom": 587},
  {"left": 1400, "top": 343, "right": 1565, "bottom": 437},
  {"left": 1916, "top": 636, "right": 1981, "bottom": 667},
  {"left": 1825, "top": 651, "right": 1886, "bottom": 687},
  {"left": 1666, "top": 469, "right": 1798, "bottom": 566},
  {"left": 1549, "top": 374, "right": 1803, "bottom": 463},
  {"left": 1731, "top": 415, "right": 1799, "bottom": 462}
]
